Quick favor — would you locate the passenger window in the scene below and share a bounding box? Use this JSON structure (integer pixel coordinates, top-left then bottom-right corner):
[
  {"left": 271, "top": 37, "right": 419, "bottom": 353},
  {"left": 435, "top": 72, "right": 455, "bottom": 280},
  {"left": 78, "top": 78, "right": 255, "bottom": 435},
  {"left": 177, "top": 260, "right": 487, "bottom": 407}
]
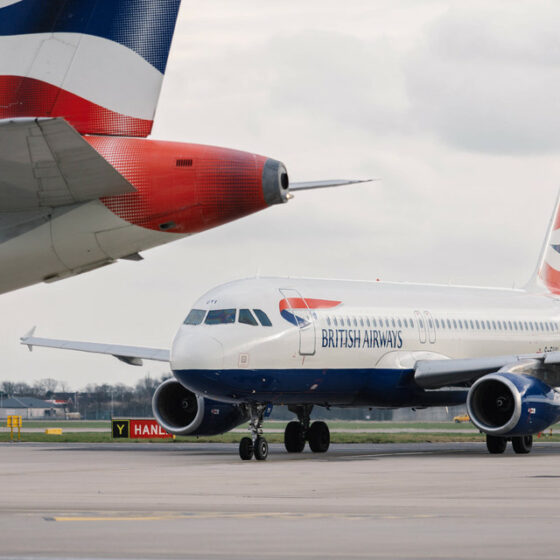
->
[
  {"left": 435, "top": 319, "right": 440, "bottom": 329},
  {"left": 360, "top": 318, "right": 364, "bottom": 327},
  {"left": 428, "top": 318, "right": 434, "bottom": 328},
  {"left": 253, "top": 309, "right": 272, "bottom": 327},
  {"left": 334, "top": 317, "right": 338, "bottom": 327},
  {"left": 540, "top": 322, "right": 545, "bottom": 330},
  {"left": 398, "top": 318, "right": 402, "bottom": 328},
  {"left": 353, "top": 317, "right": 358, "bottom": 327},
  {"left": 326, "top": 317, "right": 331, "bottom": 326},
  {"left": 419, "top": 319, "right": 424, "bottom": 328},
  {"left": 391, "top": 318, "right": 396, "bottom": 328},
  {"left": 447, "top": 319, "right": 452, "bottom": 329},
  {"left": 453, "top": 319, "right": 457, "bottom": 329},
  {"left": 367, "top": 318, "right": 371, "bottom": 327},
  {"left": 440, "top": 320, "right": 445, "bottom": 329},
  {"left": 372, "top": 318, "right": 377, "bottom": 327},
  {"left": 476, "top": 320, "right": 480, "bottom": 329},
  {"left": 404, "top": 318, "right": 408, "bottom": 328},
  {"left": 470, "top": 320, "right": 474, "bottom": 329},
  {"left": 410, "top": 319, "right": 415, "bottom": 328},
  {"left": 205, "top": 309, "right": 236, "bottom": 325},
  {"left": 481, "top": 321, "right": 485, "bottom": 330},
  {"left": 464, "top": 320, "right": 469, "bottom": 330},
  {"left": 486, "top": 320, "right": 491, "bottom": 330},
  {"left": 524, "top": 321, "right": 528, "bottom": 330},
  {"left": 508, "top": 321, "right": 512, "bottom": 330},
  {"left": 239, "top": 309, "right": 258, "bottom": 326},
  {"left": 184, "top": 309, "right": 206, "bottom": 325},
  {"left": 385, "top": 318, "right": 390, "bottom": 327},
  {"left": 492, "top": 321, "right": 496, "bottom": 330},
  {"left": 458, "top": 320, "right": 463, "bottom": 329}
]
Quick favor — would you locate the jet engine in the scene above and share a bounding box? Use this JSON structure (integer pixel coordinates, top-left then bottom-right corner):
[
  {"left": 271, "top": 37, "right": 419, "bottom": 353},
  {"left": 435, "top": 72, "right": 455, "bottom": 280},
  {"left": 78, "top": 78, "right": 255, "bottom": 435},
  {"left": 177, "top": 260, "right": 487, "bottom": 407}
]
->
[
  {"left": 152, "top": 378, "right": 249, "bottom": 436},
  {"left": 467, "top": 373, "right": 560, "bottom": 436}
]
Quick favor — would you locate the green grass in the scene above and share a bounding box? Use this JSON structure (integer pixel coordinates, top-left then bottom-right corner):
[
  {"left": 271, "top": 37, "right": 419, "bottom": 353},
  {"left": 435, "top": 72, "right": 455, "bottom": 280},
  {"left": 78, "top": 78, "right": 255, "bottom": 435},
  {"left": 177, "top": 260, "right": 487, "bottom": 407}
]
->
[{"left": 2, "top": 431, "right": 560, "bottom": 445}]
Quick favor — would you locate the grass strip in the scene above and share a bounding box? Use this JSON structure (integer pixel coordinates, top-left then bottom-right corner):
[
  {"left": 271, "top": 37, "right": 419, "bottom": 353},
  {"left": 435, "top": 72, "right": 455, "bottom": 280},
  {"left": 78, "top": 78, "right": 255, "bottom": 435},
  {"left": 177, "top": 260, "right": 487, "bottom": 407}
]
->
[{"left": 2, "top": 431, "right": 560, "bottom": 444}]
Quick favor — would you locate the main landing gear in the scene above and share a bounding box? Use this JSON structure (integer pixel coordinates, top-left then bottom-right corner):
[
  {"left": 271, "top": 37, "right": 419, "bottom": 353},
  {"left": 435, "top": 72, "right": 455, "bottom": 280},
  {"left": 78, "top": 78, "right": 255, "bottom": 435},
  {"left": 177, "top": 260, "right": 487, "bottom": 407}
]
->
[
  {"left": 239, "top": 404, "right": 269, "bottom": 461},
  {"left": 284, "top": 405, "right": 330, "bottom": 454},
  {"left": 486, "top": 434, "right": 533, "bottom": 455}
]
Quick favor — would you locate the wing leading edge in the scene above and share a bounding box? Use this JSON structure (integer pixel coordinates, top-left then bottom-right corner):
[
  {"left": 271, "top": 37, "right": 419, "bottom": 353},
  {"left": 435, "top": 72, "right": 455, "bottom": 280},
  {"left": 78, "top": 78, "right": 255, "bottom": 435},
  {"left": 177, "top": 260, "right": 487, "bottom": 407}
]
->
[
  {"left": 415, "top": 352, "right": 560, "bottom": 389},
  {"left": 21, "top": 328, "right": 169, "bottom": 366}
]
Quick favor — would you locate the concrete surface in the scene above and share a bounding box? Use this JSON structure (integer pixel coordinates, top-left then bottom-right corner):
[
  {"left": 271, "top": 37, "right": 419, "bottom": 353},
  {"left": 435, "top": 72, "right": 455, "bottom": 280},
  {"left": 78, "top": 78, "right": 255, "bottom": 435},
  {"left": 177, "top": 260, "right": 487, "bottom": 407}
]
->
[{"left": 1, "top": 441, "right": 560, "bottom": 559}]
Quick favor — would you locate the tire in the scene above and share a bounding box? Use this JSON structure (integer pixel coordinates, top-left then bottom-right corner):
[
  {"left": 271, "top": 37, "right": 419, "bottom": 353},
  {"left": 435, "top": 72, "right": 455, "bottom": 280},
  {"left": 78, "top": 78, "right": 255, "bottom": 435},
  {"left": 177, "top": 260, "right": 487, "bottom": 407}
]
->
[
  {"left": 284, "top": 421, "right": 306, "bottom": 453},
  {"left": 486, "top": 435, "right": 507, "bottom": 454},
  {"left": 239, "top": 437, "right": 254, "bottom": 460},
  {"left": 308, "top": 421, "right": 330, "bottom": 453},
  {"left": 512, "top": 435, "right": 533, "bottom": 454},
  {"left": 254, "top": 437, "right": 269, "bottom": 461}
]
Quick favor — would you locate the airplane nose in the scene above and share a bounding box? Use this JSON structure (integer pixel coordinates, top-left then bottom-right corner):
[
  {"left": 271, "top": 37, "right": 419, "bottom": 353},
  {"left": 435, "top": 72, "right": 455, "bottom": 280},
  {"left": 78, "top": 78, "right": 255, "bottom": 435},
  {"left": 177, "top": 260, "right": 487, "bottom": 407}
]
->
[
  {"left": 262, "top": 158, "right": 290, "bottom": 206},
  {"left": 171, "top": 332, "right": 224, "bottom": 371}
]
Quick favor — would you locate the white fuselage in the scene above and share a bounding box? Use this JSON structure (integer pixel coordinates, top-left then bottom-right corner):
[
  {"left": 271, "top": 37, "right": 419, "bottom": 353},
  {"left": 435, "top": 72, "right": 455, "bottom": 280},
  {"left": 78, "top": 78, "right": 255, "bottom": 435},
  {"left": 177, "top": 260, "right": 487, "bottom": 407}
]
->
[{"left": 169, "top": 277, "right": 560, "bottom": 405}]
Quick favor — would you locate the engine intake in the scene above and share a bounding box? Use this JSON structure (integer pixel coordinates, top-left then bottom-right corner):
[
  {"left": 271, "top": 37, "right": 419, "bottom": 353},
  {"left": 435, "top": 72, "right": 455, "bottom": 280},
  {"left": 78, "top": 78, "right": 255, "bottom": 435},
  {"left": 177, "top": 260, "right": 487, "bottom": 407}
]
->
[
  {"left": 467, "top": 372, "right": 560, "bottom": 436},
  {"left": 152, "top": 378, "right": 249, "bottom": 436}
]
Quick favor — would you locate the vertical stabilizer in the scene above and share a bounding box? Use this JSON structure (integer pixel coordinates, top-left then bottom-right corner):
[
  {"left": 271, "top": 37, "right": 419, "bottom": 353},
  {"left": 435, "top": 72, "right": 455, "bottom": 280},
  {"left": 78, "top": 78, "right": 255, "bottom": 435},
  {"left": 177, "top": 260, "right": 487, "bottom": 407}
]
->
[
  {"left": 0, "top": 0, "right": 182, "bottom": 137},
  {"left": 526, "top": 190, "right": 560, "bottom": 294}
]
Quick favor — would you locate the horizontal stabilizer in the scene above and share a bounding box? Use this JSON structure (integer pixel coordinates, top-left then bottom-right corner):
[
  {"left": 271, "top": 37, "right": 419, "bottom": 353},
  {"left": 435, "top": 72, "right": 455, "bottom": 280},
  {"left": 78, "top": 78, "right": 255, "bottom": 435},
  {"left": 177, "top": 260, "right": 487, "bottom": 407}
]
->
[
  {"left": 290, "top": 179, "right": 372, "bottom": 191},
  {"left": 21, "top": 330, "right": 170, "bottom": 366},
  {"left": 0, "top": 118, "right": 135, "bottom": 211}
]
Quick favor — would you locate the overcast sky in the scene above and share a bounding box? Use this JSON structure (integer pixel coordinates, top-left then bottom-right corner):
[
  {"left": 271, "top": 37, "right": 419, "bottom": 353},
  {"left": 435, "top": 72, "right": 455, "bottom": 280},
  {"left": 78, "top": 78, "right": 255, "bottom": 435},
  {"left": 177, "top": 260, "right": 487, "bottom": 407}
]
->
[{"left": 3, "top": 0, "right": 560, "bottom": 389}]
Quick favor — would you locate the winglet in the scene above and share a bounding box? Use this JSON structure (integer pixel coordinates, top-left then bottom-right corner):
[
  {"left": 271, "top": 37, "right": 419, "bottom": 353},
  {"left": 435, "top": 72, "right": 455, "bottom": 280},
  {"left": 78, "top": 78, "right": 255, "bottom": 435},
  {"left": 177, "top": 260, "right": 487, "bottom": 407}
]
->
[{"left": 21, "top": 326, "right": 36, "bottom": 351}]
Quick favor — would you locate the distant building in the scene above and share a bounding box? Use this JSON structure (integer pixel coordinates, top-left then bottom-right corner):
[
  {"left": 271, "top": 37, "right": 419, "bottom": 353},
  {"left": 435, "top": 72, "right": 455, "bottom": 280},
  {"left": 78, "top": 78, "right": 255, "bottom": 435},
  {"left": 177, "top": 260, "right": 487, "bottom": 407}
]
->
[{"left": 0, "top": 396, "right": 64, "bottom": 419}]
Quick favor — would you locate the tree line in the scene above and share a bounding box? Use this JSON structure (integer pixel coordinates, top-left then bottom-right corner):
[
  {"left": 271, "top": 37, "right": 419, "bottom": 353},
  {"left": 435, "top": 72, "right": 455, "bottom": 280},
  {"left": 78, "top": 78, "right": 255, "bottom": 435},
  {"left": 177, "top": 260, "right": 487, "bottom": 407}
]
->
[{"left": 0, "top": 376, "right": 463, "bottom": 421}]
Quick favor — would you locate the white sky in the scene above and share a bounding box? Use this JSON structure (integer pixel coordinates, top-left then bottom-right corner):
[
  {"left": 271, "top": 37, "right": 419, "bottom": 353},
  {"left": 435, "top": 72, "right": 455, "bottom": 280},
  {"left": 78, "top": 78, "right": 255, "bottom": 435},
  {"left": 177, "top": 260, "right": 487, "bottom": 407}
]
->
[{"left": 3, "top": 0, "right": 560, "bottom": 389}]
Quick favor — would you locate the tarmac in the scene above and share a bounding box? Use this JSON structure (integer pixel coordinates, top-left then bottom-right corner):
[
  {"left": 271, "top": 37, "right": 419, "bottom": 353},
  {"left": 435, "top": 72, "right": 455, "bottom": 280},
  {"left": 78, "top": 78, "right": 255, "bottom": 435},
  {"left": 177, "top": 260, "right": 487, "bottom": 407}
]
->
[{"left": 1, "top": 441, "right": 560, "bottom": 559}]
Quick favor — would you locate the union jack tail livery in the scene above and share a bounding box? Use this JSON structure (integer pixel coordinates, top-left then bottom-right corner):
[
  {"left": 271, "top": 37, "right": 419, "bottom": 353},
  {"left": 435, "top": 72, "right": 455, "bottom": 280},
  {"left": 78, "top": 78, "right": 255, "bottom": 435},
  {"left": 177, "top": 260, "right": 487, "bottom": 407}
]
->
[
  {"left": 528, "top": 191, "right": 560, "bottom": 294},
  {"left": 0, "top": 0, "right": 181, "bottom": 136}
]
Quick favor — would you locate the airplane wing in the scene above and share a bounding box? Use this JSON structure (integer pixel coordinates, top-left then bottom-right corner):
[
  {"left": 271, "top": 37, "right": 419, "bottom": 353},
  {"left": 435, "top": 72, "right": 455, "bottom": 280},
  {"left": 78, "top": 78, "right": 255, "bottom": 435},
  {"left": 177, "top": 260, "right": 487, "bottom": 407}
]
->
[
  {"left": 20, "top": 328, "right": 169, "bottom": 367},
  {"left": 414, "top": 351, "right": 560, "bottom": 389},
  {"left": 0, "top": 117, "right": 135, "bottom": 211},
  {"left": 290, "top": 179, "right": 372, "bottom": 191}
]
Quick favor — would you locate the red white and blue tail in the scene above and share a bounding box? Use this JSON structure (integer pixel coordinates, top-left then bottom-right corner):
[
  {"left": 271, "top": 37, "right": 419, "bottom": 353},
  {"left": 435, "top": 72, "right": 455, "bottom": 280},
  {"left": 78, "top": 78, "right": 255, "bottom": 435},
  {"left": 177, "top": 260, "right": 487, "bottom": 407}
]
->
[
  {"left": 527, "top": 191, "right": 560, "bottom": 295},
  {"left": 0, "top": 0, "right": 182, "bottom": 137}
]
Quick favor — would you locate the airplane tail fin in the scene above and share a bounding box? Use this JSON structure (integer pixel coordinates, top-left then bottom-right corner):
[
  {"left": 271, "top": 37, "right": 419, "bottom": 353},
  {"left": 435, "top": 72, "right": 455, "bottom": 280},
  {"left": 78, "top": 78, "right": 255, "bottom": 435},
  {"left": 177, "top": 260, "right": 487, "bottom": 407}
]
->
[
  {"left": 526, "top": 190, "right": 560, "bottom": 294},
  {"left": 0, "top": 0, "right": 182, "bottom": 137}
]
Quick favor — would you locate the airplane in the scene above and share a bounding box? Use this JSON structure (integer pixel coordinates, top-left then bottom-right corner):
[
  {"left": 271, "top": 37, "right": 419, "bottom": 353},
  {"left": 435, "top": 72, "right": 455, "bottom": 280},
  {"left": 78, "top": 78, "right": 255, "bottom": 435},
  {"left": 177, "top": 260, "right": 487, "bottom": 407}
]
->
[
  {"left": 0, "top": 0, "right": 365, "bottom": 295},
  {"left": 21, "top": 193, "right": 560, "bottom": 460}
]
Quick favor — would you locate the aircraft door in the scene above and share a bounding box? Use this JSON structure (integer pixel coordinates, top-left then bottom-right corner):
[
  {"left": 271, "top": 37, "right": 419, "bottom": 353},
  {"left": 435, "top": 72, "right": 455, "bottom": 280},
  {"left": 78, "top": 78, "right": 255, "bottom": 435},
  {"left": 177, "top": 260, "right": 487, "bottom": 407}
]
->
[
  {"left": 414, "top": 310, "right": 427, "bottom": 344},
  {"left": 279, "top": 289, "right": 316, "bottom": 355},
  {"left": 424, "top": 311, "right": 436, "bottom": 344}
]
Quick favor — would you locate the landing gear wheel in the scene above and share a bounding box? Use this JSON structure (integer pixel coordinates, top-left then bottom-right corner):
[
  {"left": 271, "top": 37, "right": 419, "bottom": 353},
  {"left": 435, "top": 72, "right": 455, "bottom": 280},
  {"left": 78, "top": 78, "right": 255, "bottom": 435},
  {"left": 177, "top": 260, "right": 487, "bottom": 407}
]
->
[
  {"left": 486, "top": 435, "right": 507, "bottom": 454},
  {"left": 284, "top": 421, "right": 306, "bottom": 453},
  {"left": 254, "top": 437, "right": 269, "bottom": 461},
  {"left": 512, "top": 435, "right": 533, "bottom": 454},
  {"left": 308, "top": 421, "right": 330, "bottom": 453},
  {"left": 239, "top": 437, "right": 254, "bottom": 460}
]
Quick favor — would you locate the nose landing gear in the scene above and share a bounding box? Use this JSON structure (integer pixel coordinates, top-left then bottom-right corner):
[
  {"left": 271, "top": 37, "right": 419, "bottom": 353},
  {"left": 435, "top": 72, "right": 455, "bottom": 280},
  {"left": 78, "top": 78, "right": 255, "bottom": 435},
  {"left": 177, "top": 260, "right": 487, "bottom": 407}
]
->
[{"left": 238, "top": 404, "right": 269, "bottom": 461}]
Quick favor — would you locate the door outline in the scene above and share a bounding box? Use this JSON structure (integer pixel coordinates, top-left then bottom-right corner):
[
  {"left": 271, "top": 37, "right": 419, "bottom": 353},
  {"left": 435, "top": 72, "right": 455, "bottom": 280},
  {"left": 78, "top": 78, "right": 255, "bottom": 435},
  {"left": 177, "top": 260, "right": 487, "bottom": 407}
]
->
[
  {"left": 279, "top": 289, "right": 316, "bottom": 355},
  {"left": 414, "top": 310, "right": 427, "bottom": 344},
  {"left": 423, "top": 310, "right": 436, "bottom": 344}
]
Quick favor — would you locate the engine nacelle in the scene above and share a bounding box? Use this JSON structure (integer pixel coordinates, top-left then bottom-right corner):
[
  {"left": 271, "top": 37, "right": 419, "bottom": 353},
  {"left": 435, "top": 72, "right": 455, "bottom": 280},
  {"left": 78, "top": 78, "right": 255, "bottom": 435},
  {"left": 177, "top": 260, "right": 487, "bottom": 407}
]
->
[
  {"left": 152, "top": 378, "right": 249, "bottom": 436},
  {"left": 467, "top": 373, "right": 560, "bottom": 436}
]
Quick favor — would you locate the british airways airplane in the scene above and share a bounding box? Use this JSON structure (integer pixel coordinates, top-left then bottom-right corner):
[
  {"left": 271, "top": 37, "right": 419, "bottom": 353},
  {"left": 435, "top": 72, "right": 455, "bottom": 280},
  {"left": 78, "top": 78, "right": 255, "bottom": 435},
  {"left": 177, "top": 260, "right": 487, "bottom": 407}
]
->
[
  {"left": 0, "top": 0, "right": 363, "bottom": 295},
  {"left": 21, "top": 195, "right": 560, "bottom": 460}
]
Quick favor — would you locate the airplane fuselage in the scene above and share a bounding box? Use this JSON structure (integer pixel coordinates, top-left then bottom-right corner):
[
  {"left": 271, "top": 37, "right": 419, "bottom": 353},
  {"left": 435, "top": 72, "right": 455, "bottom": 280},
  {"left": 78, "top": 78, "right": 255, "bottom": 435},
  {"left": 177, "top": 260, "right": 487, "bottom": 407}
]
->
[{"left": 170, "top": 277, "right": 560, "bottom": 407}]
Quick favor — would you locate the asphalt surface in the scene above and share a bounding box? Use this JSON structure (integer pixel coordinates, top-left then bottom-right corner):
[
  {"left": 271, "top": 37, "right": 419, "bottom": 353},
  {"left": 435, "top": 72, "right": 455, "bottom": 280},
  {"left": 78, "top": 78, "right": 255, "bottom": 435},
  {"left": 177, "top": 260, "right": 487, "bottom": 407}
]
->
[{"left": 1, "top": 441, "right": 560, "bottom": 559}]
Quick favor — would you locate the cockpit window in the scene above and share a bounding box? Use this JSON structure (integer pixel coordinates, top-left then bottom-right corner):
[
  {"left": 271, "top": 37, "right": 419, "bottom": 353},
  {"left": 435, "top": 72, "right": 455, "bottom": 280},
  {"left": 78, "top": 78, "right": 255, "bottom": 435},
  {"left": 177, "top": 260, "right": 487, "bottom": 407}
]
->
[
  {"left": 254, "top": 309, "right": 272, "bottom": 327},
  {"left": 184, "top": 309, "right": 206, "bottom": 325},
  {"left": 239, "top": 309, "right": 258, "bottom": 326},
  {"left": 205, "top": 309, "right": 236, "bottom": 325}
]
